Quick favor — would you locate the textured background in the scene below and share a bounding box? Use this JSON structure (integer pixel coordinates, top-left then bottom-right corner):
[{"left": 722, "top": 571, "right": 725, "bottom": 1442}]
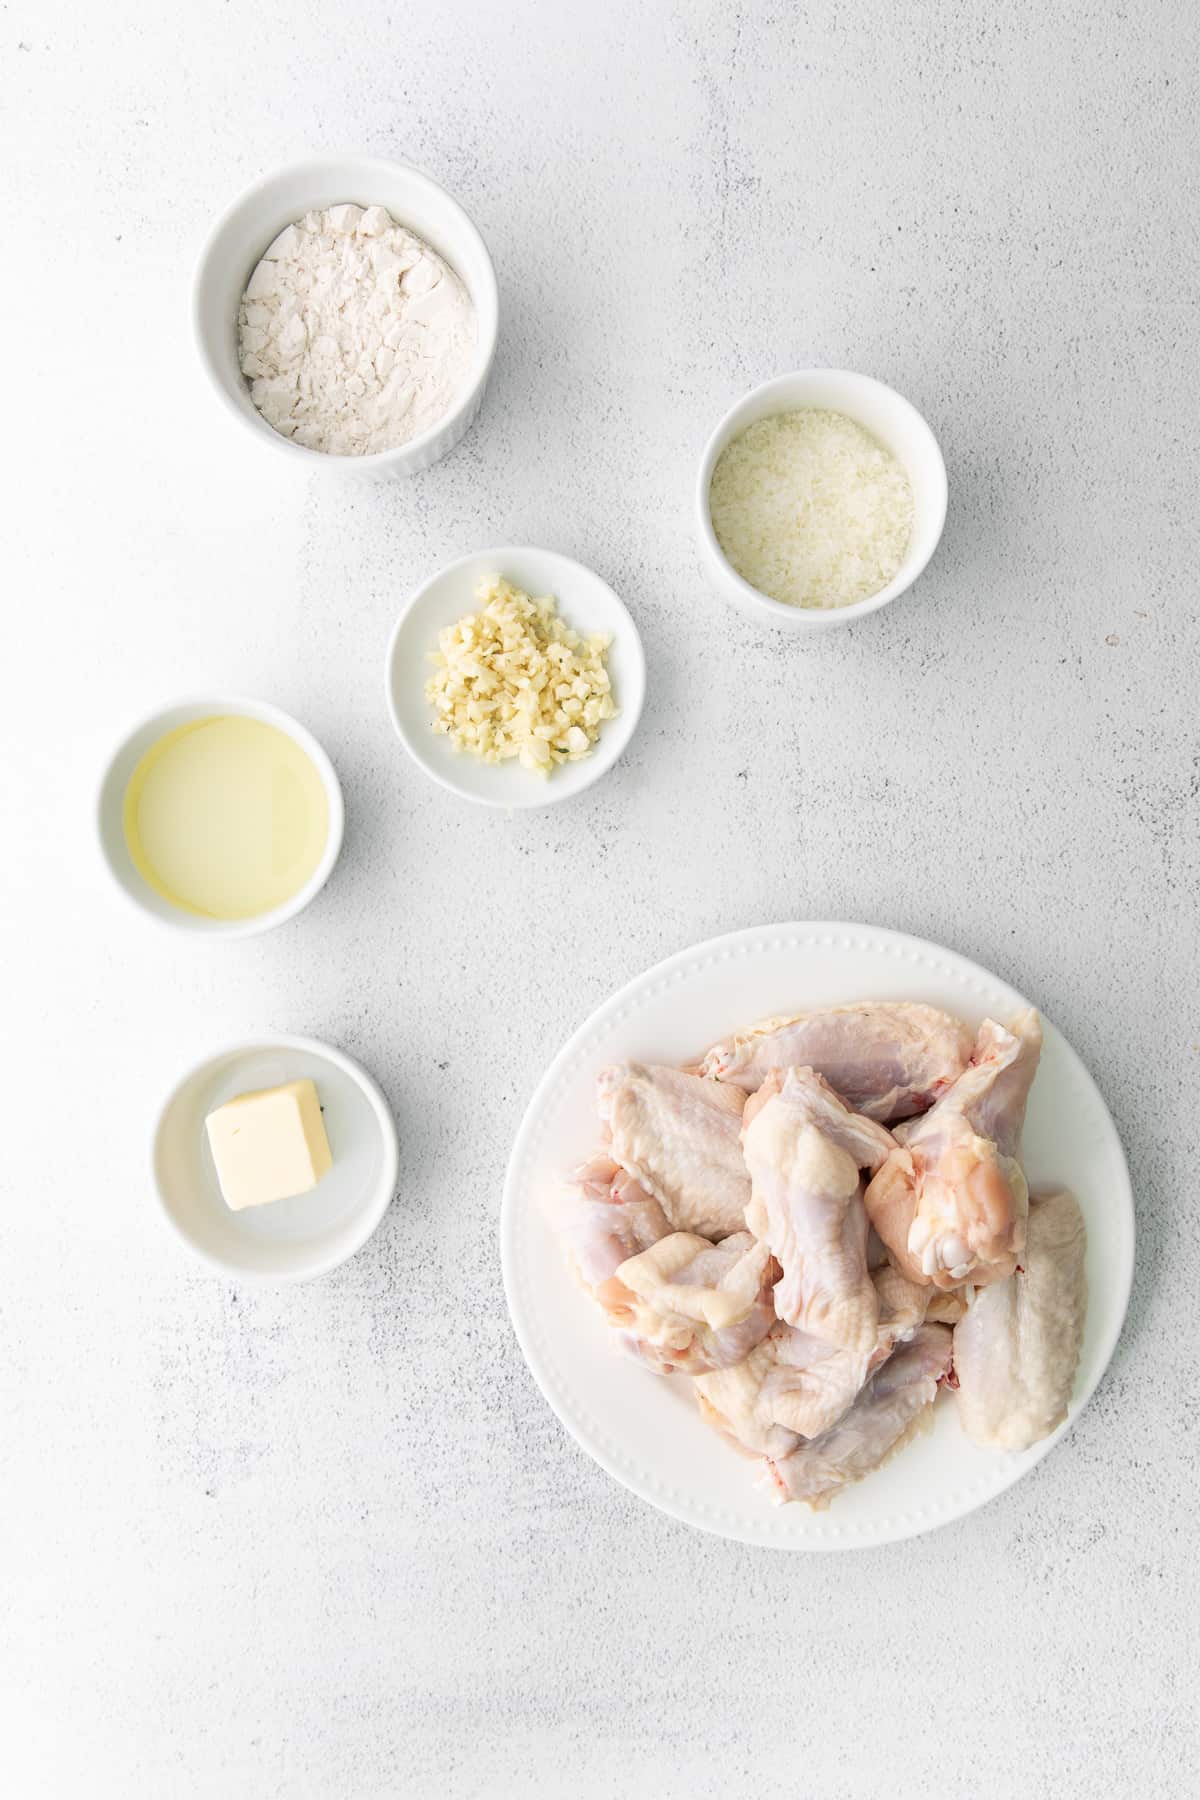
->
[{"left": 3, "top": 0, "right": 1198, "bottom": 1794}]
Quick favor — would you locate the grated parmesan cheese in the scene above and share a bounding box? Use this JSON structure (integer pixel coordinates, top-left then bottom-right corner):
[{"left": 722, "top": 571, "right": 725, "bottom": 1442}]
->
[
  {"left": 709, "top": 409, "right": 914, "bottom": 609},
  {"left": 425, "top": 575, "right": 617, "bottom": 774}
]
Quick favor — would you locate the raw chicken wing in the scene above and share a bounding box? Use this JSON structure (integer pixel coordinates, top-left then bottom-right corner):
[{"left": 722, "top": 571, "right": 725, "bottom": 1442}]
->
[
  {"left": 767, "top": 1323, "right": 953, "bottom": 1507},
  {"left": 741, "top": 1068, "right": 894, "bottom": 1354},
  {"left": 693, "top": 1332, "right": 801, "bottom": 1460},
  {"left": 695, "top": 1321, "right": 875, "bottom": 1455},
  {"left": 703, "top": 1002, "right": 973, "bottom": 1121},
  {"left": 759, "top": 1258, "right": 941, "bottom": 1435},
  {"left": 554, "top": 984, "right": 1061, "bottom": 1511},
  {"left": 598, "top": 1063, "right": 750, "bottom": 1240},
  {"left": 701, "top": 1258, "right": 949, "bottom": 1454},
  {"left": 608, "top": 1231, "right": 776, "bottom": 1374},
  {"left": 618, "top": 1231, "right": 773, "bottom": 1331},
  {"left": 555, "top": 1154, "right": 672, "bottom": 1291},
  {"left": 954, "top": 1188, "right": 1087, "bottom": 1450},
  {"left": 865, "top": 1010, "right": 1042, "bottom": 1289}
]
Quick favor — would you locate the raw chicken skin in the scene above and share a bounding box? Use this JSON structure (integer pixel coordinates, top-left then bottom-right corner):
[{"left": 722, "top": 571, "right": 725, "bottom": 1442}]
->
[
  {"left": 757, "top": 1328, "right": 857, "bottom": 1441},
  {"left": 865, "top": 1010, "right": 1042, "bottom": 1289},
  {"left": 954, "top": 1188, "right": 1087, "bottom": 1450},
  {"left": 697, "top": 1259, "right": 954, "bottom": 1454},
  {"left": 693, "top": 1334, "right": 801, "bottom": 1460},
  {"left": 760, "top": 1260, "right": 948, "bottom": 1437},
  {"left": 865, "top": 1233, "right": 974, "bottom": 1328},
  {"left": 695, "top": 1321, "right": 870, "bottom": 1456},
  {"left": 702, "top": 1002, "right": 973, "bottom": 1121},
  {"left": 767, "top": 1324, "right": 953, "bottom": 1507},
  {"left": 555, "top": 1154, "right": 672, "bottom": 1291},
  {"left": 741, "top": 1068, "right": 894, "bottom": 1354},
  {"left": 598, "top": 1064, "right": 750, "bottom": 1240},
  {"left": 606, "top": 1231, "right": 776, "bottom": 1374},
  {"left": 923, "top": 1286, "right": 970, "bottom": 1326},
  {"left": 871, "top": 1263, "right": 940, "bottom": 1336},
  {"left": 618, "top": 1231, "right": 773, "bottom": 1330}
]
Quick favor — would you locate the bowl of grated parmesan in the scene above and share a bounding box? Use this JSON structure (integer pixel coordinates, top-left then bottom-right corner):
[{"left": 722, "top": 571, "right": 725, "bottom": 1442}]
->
[{"left": 695, "top": 370, "right": 947, "bottom": 630}]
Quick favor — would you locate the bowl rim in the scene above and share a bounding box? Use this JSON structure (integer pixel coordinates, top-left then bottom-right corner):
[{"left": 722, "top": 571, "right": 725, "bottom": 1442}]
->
[
  {"left": 383, "top": 545, "right": 647, "bottom": 811},
  {"left": 695, "top": 368, "right": 948, "bottom": 628},
  {"left": 150, "top": 1032, "right": 400, "bottom": 1283},
  {"left": 96, "top": 693, "right": 346, "bottom": 939},
  {"left": 191, "top": 153, "right": 500, "bottom": 470}
]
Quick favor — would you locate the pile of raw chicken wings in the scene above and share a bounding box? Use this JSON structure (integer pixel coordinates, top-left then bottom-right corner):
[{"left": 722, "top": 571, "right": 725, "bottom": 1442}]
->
[{"left": 556, "top": 1002, "right": 1088, "bottom": 1508}]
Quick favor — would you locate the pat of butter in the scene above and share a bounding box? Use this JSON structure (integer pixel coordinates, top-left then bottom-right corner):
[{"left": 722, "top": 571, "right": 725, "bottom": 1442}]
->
[{"left": 205, "top": 1078, "right": 332, "bottom": 1211}]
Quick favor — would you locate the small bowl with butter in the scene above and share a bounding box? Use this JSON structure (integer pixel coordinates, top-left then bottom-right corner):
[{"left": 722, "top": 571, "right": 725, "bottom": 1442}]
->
[
  {"left": 152, "top": 1035, "right": 399, "bottom": 1281},
  {"left": 97, "top": 696, "right": 344, "bottom": 938}
]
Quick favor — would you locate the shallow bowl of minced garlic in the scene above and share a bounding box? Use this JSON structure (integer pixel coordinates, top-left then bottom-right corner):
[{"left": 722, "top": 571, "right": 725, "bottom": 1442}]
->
[
  {"left": 696, "top": 370, "right": 948, "bottom": 632},
  {"left": 385, "top": 548, "right": 647, "bottom": 811}
]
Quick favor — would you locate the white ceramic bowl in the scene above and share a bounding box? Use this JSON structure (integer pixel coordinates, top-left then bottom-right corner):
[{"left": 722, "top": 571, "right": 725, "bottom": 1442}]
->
[
  {"left": 152, "top": 1034, "right": 399, "bottom": 1282},
  {"left": 696, "top": 370, "right": 948, "bottom": 631},
  {"left": 96, "top": 695, "right": 344, "bottom": 938},
  {"left": 193, "top": 155, "right": 499, "bottom": 475},
  {"left": 385, "top": 546, "right": 646, "bottom": 810}
]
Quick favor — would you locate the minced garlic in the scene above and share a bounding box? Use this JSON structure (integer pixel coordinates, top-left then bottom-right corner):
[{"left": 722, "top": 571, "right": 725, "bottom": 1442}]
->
[{"left": 425, "top": 575, "right": 617, "bottom": 774}]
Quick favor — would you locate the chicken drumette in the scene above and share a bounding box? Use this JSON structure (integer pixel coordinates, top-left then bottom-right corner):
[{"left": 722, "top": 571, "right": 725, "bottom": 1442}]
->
[
  {"left": 865, "top": 1010, "right": 1042, "bottom": 1289},
  {"left": 741, "top": 1067, "right": 894, "bottom": 1354}
]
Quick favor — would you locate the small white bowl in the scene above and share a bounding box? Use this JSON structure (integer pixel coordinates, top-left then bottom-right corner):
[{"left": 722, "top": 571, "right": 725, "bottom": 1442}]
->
[
  {"left": 152, "top": 1035, "right": 399, "bottom": 1283},
  {"left": 385, "top": 547, "right": 646, "bottom": 810},
  {"left": 193, "top": 155, "right": 499, "bottom": 475},
  {"left": 696, "top": 369, "right": 948, "bottom": 631},
  {"left": 97, "top": 695, "right": 344, "bottom": 938}
]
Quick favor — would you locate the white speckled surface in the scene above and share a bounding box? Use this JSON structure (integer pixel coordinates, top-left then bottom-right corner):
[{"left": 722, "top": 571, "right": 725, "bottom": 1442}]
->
[{"left": 3, "top": 1, "right": 1198, "bottom": 1794}]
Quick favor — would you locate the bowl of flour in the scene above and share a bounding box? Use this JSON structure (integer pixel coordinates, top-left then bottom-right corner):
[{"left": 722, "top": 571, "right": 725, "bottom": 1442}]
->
[{"left": 194, "top": 156, "right": 498, "bottom": 475}]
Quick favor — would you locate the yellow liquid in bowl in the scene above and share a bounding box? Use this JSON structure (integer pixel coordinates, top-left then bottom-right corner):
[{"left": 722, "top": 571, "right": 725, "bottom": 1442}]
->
[{"left": 123, "top": 716, "right": 330, "bottom": 920}]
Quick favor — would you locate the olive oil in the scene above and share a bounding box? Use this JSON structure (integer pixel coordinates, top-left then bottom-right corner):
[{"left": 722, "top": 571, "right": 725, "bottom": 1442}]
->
[{"left": 123, "top": 716, "right": 329, "bottom": 920}]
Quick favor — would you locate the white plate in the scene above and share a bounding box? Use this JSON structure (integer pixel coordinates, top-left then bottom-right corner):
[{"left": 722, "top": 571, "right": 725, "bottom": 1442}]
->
[
  {"left": 501, "top": 923, "right": 1134, "bottom": 1549},
  {"left": 152, "top": 1035, "right": 399, "bottom": 1282},
  {"left": 384, "top": 546, "right": 645, "bottom": 809}
]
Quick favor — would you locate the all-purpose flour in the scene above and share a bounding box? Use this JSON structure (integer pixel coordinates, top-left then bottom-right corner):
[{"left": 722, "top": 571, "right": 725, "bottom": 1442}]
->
[{"left": 238, "top": 203, "right": 476, "bottom": 456}]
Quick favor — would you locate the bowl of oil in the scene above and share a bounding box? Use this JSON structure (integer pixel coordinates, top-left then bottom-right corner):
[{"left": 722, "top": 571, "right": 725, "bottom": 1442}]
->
[{"left": 97, "top": 696, "right": 344, "bottom": 937}]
